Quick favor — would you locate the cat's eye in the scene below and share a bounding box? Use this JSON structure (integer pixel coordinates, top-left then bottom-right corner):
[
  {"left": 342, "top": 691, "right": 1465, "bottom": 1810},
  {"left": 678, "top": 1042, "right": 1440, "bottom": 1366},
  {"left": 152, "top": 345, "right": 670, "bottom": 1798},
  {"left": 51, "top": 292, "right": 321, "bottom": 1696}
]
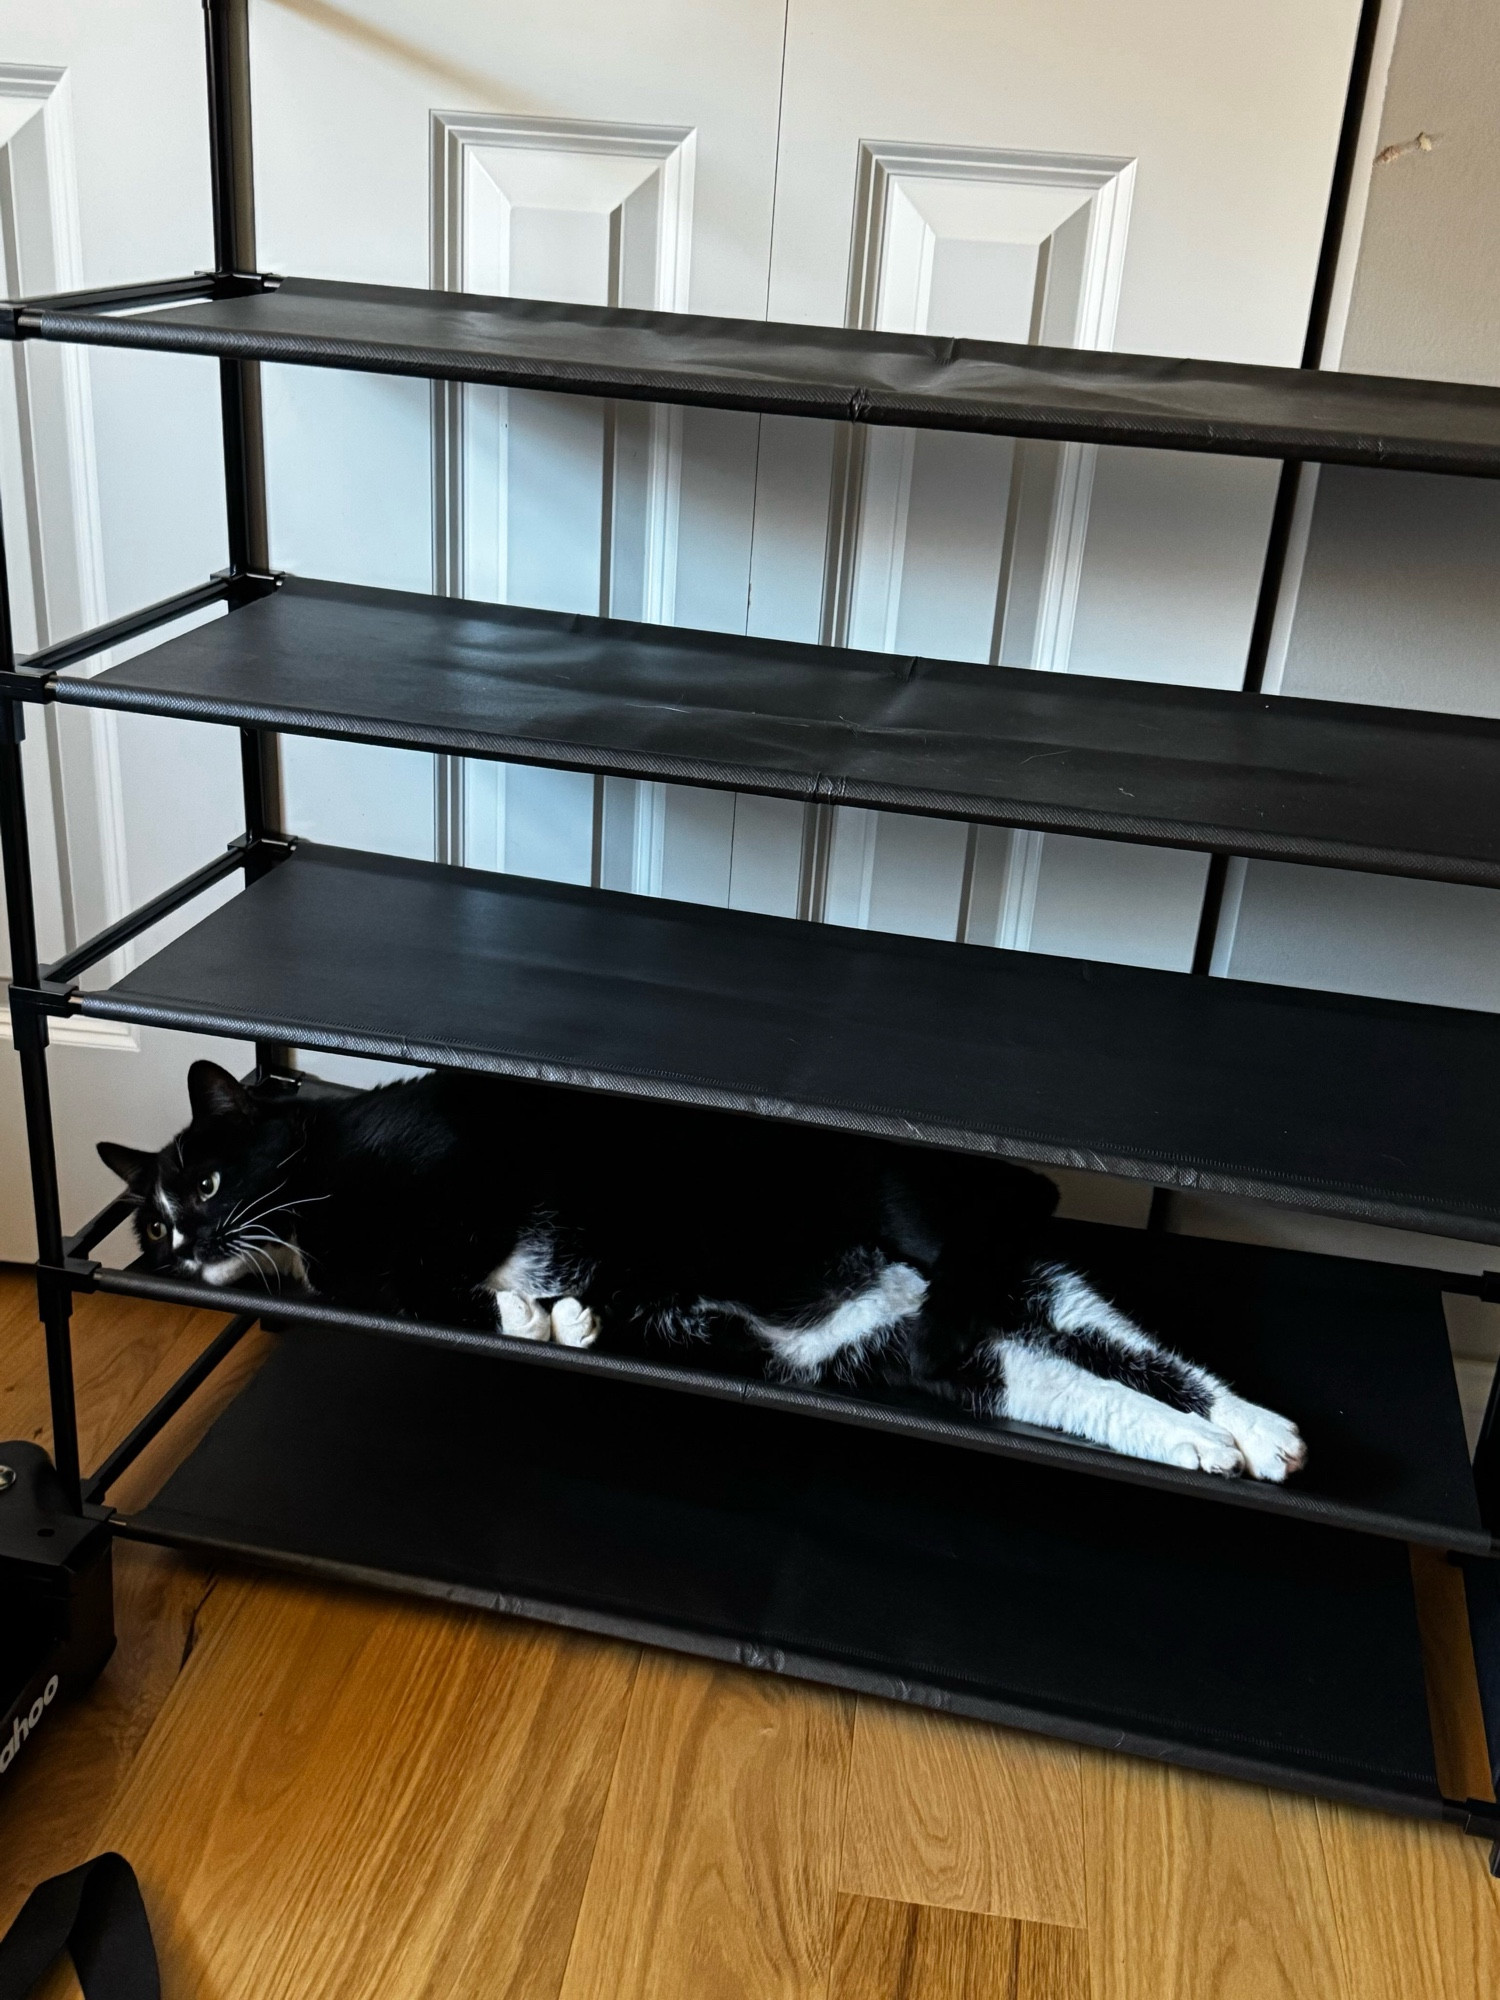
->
[
  {"left": 145, "top": 1218, "right": 166, "bottom": 1242},
  {"left": 196, "top": 1170, "right": 220, "bottom": 1200}
]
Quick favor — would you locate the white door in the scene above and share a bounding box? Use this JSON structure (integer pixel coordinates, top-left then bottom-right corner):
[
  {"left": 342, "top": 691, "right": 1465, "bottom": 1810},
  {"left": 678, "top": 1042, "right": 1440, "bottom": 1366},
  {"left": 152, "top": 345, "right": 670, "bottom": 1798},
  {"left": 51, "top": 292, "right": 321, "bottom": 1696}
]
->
[
  {"left": 0, "top": 5, "right": 255, "bottom": 1260},
  {"left": 1, "top": 0, "right": 1365, "bottom": 1254},
  {"left": 752, "top": 0, "right": 1361, "bottom": 963},
  {"left": 255, "top": 0, "right": 1361, "bottom": 964}
]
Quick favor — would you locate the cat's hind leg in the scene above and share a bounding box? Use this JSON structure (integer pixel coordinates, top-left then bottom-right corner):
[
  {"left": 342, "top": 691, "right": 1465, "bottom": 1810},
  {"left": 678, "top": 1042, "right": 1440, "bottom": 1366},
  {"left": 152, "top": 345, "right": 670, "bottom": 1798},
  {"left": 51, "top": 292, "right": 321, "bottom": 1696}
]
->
[
  {"left": 1026, "top": 1266, "right": 1305, "bottom": 1481},
  {"left": 988, "top": 1337, "right": 1246, "bottom": 1474},
  {"left": 1203, "top": 1389, "right": 1306, "bottom": 1482}
]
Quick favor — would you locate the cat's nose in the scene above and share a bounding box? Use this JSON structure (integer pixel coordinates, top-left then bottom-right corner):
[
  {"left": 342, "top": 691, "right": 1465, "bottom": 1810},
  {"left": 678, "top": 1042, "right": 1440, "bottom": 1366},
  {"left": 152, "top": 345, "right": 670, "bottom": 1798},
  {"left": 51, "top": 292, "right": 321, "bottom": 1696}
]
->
[{"left": 171, "top": 1228, "right": 185, "bottom": 1252}]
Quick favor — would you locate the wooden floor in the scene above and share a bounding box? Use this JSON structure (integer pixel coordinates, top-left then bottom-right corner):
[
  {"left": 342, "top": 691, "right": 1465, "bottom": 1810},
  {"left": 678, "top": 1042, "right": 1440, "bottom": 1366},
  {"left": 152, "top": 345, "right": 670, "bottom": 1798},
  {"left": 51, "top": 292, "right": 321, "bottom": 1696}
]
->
[{"left": 3, "top": 1272, "right": 1500, "bottom": 1999}]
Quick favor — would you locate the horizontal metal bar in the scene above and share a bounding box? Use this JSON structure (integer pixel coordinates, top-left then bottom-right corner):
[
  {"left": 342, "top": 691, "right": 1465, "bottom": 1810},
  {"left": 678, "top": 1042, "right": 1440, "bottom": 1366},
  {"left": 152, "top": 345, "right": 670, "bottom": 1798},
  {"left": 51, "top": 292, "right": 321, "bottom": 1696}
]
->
[
  {"left": 82, "top": 1311, "right": 258, "bottom": 1505},
  {"left": 2, "top": 271, "right": 283, "bottom": 343},
  {"left": 64, "top": 1194, "right": 138, "bottom": 1263},
  {"left": 1435, "top": 1270, "right": 1500, "bottom": 1302},
  {"left": 79, "top": 1260, "right": 1499, "bottom": 1556},
  {"left": 1455, "top": 1798, "right": 1500, "bottom": 1841},
  {"left": 41, "top": 835, "right": 287, "bottom": 988},
  {"left": 0, "top": 273, "right": 217, "bottom": 339},
  {"left": 16, "top": 576, "right": 237, "bottom": 679}
]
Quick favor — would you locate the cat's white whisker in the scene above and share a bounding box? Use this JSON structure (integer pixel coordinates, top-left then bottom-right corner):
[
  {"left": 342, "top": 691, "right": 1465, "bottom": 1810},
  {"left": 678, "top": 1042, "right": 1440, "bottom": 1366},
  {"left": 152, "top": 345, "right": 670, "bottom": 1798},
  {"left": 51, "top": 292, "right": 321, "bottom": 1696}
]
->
[{"left": 231, "top": 1177, "right": 292, "bottom": 1225}]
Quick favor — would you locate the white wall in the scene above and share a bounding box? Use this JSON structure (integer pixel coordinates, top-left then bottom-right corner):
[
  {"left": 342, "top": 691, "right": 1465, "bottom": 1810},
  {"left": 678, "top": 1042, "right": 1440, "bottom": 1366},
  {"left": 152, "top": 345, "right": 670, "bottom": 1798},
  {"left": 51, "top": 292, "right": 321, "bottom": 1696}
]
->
[
  {"left": 1229, "top": 0, "right": 1500, "bottom": 1030},
  {"left": 1177, "top": 0, "right": 1500, "bottom": 1399}
]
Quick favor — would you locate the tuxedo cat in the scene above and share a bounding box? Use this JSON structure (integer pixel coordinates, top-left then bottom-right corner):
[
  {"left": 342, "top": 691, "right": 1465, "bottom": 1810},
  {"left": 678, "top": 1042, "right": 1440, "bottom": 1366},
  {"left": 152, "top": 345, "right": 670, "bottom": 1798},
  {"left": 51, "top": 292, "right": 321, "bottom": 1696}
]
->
[{"left": 99, "top": 1061, "right": 1306, "bottom": 1482}]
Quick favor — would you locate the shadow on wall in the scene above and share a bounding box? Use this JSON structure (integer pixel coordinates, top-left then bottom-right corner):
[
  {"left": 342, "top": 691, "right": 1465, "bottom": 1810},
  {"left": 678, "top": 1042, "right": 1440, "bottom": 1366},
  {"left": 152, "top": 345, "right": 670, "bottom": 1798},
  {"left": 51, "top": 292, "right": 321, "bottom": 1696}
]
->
[
  {"left": 1227, "top": 469, "right": 1500, "bottom": 1011},
  {"left": 265, "top": 0, "right": 541, "bottom": 109}
]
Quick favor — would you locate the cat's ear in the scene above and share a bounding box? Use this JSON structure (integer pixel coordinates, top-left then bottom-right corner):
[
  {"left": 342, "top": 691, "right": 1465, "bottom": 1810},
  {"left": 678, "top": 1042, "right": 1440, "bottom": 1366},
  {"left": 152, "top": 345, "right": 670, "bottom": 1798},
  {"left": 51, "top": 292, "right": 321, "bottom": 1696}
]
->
[
  {"left": 97, "top": 1141, "right": 156, "bottom": 1185},
  {"left": 187, "top": 1060, "right": 253, "bottom": 1124}
]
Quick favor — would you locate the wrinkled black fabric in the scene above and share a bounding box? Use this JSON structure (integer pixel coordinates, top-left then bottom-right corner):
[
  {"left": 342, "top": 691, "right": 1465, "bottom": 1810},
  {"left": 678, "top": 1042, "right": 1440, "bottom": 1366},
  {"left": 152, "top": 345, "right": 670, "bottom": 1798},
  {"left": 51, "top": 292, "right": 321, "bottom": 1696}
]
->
[
  {"left": 30, "top": 276, "right": 1500, "bottom": 475},
  {"left": 82, "top": 842, "right": 1500, "bottom": 1241},
  {"left": 62, "top": 576, "right": 1500, "bottom": 887},
  {"left": 0, "top": 1855, "right": 158, "bottom": 2000}
]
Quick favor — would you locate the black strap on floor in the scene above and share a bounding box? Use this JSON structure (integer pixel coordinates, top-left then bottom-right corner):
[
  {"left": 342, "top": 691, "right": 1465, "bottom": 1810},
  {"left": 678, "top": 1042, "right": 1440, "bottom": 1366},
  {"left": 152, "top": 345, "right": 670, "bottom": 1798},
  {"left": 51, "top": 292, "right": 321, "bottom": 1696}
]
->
[{"left": 0, "top": 1854, "right": 159, "bottom": 2000}]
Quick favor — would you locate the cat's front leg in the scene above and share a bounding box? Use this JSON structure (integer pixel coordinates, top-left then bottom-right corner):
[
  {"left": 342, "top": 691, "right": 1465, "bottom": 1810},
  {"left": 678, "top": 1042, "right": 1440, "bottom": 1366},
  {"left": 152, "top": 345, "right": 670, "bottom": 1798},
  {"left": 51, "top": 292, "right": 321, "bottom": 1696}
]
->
[
  {"left": 550, "top": 1297, "right": 599, "bottom": 1348},
  {"left": 494, "top": 1289, "right": 551, "bottom": 1341}
]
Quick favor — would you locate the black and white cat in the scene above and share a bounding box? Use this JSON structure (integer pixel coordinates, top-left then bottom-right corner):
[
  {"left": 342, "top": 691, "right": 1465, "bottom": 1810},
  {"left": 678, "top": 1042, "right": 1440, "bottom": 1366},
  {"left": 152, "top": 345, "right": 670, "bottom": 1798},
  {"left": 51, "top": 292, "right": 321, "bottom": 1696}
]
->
[{"left": 99, "top": 1061, "right": 1306, "bottom": 1482}]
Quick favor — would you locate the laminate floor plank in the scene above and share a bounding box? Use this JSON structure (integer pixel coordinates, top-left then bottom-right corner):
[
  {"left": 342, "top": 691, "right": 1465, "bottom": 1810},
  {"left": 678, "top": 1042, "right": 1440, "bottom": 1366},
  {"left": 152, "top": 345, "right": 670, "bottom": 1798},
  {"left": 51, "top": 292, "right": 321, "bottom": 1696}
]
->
[
  {"left": 1409, "top": 1546, "right": 1496, "bottom": 1805},
  {"left": 0, "top": 1547, "right": 222, "bottom": 1922},
  {"left": 1317, "top": 1801, "right": 1500, "bottom": 2000},
  {"left": 92, "top": 1575, "right": 637, "bottom": 2000},
  {"left": 3, "top": 1269, "right": 225, "bottom": 1464},
  {"left": 828, "top": 1893, "right": 1089, "bottom": 2000},
  {"left": 0, "top": 1266, "right": 273, "bottom": 1514},
  {"left": 841, "top": 1702, "right": 1085, "bottom": 1926},
  {"left": 1083, "top": 1750, "right": 1349, "bottom": 2000},
  {"left": 558, "top": 1652, "right": 853, "bottom": 2000},
  {"left": 0, "top": 1273, "right": 234, "bottom": 1925}
]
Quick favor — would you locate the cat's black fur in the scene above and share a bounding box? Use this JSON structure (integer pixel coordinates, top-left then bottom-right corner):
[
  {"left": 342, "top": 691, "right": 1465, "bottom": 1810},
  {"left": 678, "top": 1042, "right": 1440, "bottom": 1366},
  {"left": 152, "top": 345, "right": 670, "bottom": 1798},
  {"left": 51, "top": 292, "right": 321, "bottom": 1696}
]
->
[
  {"left": 98, "top": 1062, "right": 1307, "bottom": 1479},
  {"left": 100, "top": 1062, "right": 1054, "bottom": 1398}
]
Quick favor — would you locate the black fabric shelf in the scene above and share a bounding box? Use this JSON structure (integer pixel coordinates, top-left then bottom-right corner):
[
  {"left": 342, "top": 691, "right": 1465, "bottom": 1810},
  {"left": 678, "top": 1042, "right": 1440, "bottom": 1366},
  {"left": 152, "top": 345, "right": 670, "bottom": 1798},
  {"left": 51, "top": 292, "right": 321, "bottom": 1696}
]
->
[
  {"left": 77, "top": 841, "right": 1500, "bottom": 1241},
  {"left": 57, "top": 576, "right": 1500, "bottom": 887},
  {"left": 125, "top": 1325, "right": 1449, "bottom": 1818},
  {"left": 19, "top": 275, "right": 1500, "bottom": 474},
  {"left": 85, "top": 1218, "right": 1485, "bottom": 1550}
]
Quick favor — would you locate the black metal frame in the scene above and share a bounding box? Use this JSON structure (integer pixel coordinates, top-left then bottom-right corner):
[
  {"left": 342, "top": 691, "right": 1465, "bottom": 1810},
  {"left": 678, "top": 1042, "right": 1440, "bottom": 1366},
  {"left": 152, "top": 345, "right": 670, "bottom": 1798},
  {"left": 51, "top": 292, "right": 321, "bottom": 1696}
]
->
[
  {"left": 5, "top": 0, "right": 1500, "bottom": 1853},
  {"left": 1190, "top": 0, "right": 1382, "bottom": 967},
  {"left": 0, "top": 1, "right": 290, "bottom": 1516}
]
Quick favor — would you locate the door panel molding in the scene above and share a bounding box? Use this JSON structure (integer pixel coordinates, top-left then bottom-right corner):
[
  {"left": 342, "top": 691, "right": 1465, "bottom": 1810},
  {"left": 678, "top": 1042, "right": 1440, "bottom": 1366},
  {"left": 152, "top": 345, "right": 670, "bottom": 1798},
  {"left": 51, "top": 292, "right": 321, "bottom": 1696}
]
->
[
  {"left": 806, "top": 139, "right": 1134, "bottom": 948},
  {"left": 0, "top": 64, "right": 130, "bottom": 984},
  {"left": 430, "top": 110, "right": 695, "bottom": 883},
  {"left": 836, "top": 139, "right": 1134, "bottom": 671}
]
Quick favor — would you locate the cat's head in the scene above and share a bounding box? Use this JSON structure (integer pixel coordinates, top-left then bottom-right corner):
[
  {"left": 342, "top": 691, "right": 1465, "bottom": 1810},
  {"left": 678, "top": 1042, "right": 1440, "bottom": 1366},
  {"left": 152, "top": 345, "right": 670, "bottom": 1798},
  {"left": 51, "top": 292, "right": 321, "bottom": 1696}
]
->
[{"left": 98, "top": 1060, "right": 308, "bottom": 1287}]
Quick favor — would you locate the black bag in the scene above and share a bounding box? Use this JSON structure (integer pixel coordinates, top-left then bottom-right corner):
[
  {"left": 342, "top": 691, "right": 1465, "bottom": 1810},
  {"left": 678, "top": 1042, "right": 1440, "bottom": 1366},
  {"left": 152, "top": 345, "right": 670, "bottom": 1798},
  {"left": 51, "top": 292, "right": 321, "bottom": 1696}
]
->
[
  {"left": 2, "top": 1446, "right": 136, "bottom": 1996},
  {"left": 0, "top": 1856, "right": 159, "bottom": 2000}
]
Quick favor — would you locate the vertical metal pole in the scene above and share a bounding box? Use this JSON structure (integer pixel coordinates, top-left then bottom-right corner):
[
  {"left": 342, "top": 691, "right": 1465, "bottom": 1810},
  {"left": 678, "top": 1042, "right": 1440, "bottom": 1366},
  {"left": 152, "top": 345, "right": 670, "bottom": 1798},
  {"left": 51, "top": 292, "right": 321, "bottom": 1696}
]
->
[
  {"left": 203, "top": 0, "right": 292, "bottom": 1078},
  {"left": 1472, "top": 1287, "right": 1500, "bottom": 1798},
  {"left": 1190, "top": 0, "right": 1386, "bottom": 983},
  {"left": 0, "top": 505, "right": 82, "bottom": 1506}
]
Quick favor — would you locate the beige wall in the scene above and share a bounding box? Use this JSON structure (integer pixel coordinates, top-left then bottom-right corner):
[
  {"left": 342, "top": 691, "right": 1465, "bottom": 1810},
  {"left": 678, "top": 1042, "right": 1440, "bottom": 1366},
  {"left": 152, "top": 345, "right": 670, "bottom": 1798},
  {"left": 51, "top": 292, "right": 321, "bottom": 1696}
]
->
[
  {"left": 1341, "top": 0, "right": 1500, "bottom": 386},
  {"left": 1227, "top": 0, "right": 1500, "bottom": 1026},
  {"left": 1180, "top": 0, "right": 1500, "bottom": 1299}
]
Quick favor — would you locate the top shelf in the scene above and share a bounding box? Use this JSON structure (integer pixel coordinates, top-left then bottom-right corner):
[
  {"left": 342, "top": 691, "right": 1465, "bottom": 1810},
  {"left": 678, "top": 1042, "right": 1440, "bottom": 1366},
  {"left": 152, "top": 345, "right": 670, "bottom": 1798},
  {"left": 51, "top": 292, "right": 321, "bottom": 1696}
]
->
[{"left": 11, "top": 275, "right": 1500, "bottom": 476}]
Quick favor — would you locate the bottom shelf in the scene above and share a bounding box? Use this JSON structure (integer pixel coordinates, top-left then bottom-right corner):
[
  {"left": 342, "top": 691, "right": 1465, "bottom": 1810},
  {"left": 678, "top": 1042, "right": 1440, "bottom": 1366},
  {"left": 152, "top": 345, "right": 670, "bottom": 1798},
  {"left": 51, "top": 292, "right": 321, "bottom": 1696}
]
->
[{"left": 123, "top": 1320, "right": 1467, "bottom": 1823}]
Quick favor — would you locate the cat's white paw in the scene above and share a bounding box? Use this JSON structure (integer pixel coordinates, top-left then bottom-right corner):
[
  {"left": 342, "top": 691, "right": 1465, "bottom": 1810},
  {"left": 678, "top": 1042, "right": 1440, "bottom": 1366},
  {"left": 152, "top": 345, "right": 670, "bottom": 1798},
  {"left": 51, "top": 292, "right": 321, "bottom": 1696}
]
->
[
  {"left": 550, "top": 1297, "right": 599, "bottom": 1349},
  {"left": 496, "top": 1290, "right": 551, "bottom": 1342},
  {"left": 1160, "top": 1414, "right": 1246, "bottom": 1477},
  {"left": 1210, "top": 1393, "right": 1307, "bottom": 1483}
]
